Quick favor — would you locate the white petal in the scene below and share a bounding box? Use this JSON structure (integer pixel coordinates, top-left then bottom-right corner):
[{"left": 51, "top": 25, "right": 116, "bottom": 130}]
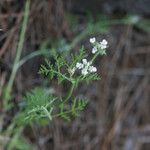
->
[
  {"left": 92, "top": 47, "right": 97, "bottom": 54},
  {"left": 89, "top": 66, "right": 97, "bottom": 72},
  {"left": 101, "top": 39, "right": 107, "bottom": 45},
  {"left": 92, "top": 67, "right": 97, "bottom": 72},
  {"left": 99, "top": 39, "right": 108, "bottom": 49},
  {"left": 82, "top": 59, "right": 87, "bottom": 64},
  {"left": 76, "top": 62, "right": 83, "bottom": 69},
  {"left": 89, "top": 37, "right": 96, "bottom": 43},
  {"left": 76, "top": 63, "right": 80, "bottom": 68},
  {"left": 81, "top": 68, "right": 88, "bottom": 75}
]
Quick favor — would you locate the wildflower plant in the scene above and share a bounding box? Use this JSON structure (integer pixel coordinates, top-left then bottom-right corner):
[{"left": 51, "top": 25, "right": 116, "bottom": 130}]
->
[{"left": 19, "top": 38, "right": 108, "bottom": 124}]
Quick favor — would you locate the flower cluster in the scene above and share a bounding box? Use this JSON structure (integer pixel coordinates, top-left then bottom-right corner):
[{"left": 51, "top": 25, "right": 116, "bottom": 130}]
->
[
  {"left": 68, "top": 38, "right": 108, "bottom": 77},
  {"left": 90, "top": 37, "right": 108, "bottom": 54},
  {"left": 76, "top": 59, "right": 97, "bottom": 76}
]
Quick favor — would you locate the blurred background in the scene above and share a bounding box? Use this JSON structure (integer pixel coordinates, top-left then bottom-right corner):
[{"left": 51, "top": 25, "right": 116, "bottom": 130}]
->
[{"left": 0, "top": 0, "right": 150, "bottom": 149}]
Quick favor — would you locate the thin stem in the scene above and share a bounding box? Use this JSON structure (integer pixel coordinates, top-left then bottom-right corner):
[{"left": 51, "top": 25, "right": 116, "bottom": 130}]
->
[
  {"left": 53, "top": 107, "right": 82, "bottom": 118},
  {"left": 41, "top": 106, "right": 52, "bottom": 121},
  {"left": 17, "top": 49, "right": 51, "bottom": 69},
  {"left": 91, "top": 51, "right": 100, "bottom": 63},
  {"left": 53, "top": 70, "right": 71, "bottom": 82},
  {"left": 65, "top": 83, "right": 75, "bottom": 102},
  {"left": 4, "top": 0, "right": 30, "bottom": 109}
]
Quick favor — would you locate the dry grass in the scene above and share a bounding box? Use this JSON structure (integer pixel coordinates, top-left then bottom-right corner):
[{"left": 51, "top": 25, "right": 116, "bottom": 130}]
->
[{"left": 0, "top": 0, "right": 150, "bottom": 150}]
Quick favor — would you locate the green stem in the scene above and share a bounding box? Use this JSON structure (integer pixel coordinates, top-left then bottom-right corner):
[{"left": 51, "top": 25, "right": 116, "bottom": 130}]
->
[
  {"left": 17, "top": 49, "right": 51, "bottom": 69},
  {"left": 91, "top": 51, "right": 100, "bottom": 63},
  {"left": 53, "top": 106, "right": 84, "bottom": 118},
  {"left": 42, "top": 106, "right": 52, "bottom": 121},
  {"left": 4, "top": 0, "right": 30, "bottom": 109},
  {"left": 65, "top": 83, "right": 75, "bottom": 102},
  {"left": 53, "top": 109, "right": 75, "bottom": 118},
  {"left": 53, "top": 70, "right": 71, "bottom": 82}
]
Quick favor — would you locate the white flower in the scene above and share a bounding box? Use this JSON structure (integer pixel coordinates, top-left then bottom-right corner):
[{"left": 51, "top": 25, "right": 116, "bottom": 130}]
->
[
  {"left": 92, "top": 47, "right": 97, "bottom": 54},
  {"left": 89, "top": 66, "right": 97, "bottom": 73},
  {"left": 76, "top": 58, "right": 97, "bottom": 76},
  {"left": 76, "top": 62, "right": 83, "bottom": 69},
  {"left": 101, "top": 39, "right": 108, "bottom": 45},
  {"left": 99, "top": 39, "right": 108, "bottom": 49},
  {"left": 82, "top": 59, "right": 87, "bottom": 64},
  {"left": 81, "top": 68, "right": 88, "bottom": 75},
  {"left": 89, "top": 37, "right": 96, "bottom": 43}
]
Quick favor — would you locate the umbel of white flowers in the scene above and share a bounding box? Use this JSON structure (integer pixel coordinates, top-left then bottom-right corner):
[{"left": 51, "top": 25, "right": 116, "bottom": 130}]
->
[
  {"left": 76, "top": 59, "right": 97, "bottom": 76},
  {"left": 74, "top": 38, "right": 108, "bottom": 76},
  {"left": 90, "top": 37, "right": 108, "bottom": 54}
]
